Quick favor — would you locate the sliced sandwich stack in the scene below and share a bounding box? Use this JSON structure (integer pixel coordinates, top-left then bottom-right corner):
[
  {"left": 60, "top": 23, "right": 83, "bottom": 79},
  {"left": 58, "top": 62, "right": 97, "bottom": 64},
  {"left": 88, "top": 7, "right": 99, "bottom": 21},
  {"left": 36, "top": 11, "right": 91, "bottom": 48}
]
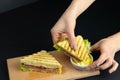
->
[
  {"left": 20, "top": 50, "right": 62, "bottom": 74},
  {"left": 54, "top": 35, "right": 91, "bottom": 61}
]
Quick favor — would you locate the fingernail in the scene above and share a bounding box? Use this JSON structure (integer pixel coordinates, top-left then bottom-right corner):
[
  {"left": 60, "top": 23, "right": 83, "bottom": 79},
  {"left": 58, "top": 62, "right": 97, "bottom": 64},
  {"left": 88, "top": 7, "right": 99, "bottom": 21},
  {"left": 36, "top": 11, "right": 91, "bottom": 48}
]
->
[
  {"left": 96, "top": 67, "right": 100, "bottom": 70},
  {"left": 109, "top": 70, "right": 114, "bottom": 74},
  {"left": 109, "top": 71, "right": 112, "bottom": 74},
  {"left": 72, "top": 45, "right": 76, "bottom": 50}
]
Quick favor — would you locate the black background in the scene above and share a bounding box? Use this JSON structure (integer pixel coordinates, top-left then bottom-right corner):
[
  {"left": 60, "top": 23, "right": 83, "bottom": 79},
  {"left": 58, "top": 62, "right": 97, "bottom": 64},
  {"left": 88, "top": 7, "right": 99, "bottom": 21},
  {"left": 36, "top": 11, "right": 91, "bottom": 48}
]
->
[
  {"left": 0, "top": 0, "right": 39, "bottom": 13},
  {"left": 0, "top": 0, "right": 120, "bottom": 80}
]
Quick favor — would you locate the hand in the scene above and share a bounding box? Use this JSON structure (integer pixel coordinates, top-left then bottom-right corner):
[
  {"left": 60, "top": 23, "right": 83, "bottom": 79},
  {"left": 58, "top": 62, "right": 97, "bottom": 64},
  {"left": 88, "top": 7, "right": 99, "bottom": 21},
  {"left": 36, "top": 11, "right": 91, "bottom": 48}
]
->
[
  {"left": 87, "top": 33, "right": 120, "bottom": 73},
  {"left": 51, "top": 0, "right": 95, "bottom": 49},
  {"left": 51, "top": 15, "right": 77, "bottom": 49}
]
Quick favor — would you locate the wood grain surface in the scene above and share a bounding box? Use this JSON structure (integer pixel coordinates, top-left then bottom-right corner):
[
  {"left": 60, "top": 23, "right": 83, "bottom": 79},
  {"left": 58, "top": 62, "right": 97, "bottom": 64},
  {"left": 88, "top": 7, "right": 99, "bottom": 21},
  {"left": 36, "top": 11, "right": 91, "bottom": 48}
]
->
[{"left": 7, "top": 51, "right": 100, "bottom": 80}]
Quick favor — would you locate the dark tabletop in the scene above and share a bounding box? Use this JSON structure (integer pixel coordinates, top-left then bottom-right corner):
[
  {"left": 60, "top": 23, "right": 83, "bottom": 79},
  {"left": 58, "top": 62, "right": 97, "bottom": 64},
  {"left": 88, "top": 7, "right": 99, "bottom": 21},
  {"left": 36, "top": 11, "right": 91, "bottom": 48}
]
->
[{"left": 0, "top": 0, "right": 120, "bottom": 80}]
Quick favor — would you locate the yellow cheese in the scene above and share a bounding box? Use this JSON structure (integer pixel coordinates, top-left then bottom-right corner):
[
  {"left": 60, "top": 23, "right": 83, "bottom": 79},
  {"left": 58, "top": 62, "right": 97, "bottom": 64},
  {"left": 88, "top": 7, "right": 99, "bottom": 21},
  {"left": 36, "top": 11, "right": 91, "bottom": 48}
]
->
[{"left": 72, "top": 56, "right": 92, "bottom": 66}]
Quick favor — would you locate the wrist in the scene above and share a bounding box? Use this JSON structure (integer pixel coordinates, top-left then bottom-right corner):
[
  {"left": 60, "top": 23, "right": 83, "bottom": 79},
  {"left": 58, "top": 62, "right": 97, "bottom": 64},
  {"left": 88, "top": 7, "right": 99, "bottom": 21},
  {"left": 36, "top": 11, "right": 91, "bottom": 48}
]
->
[
  {"left": 108, "top": 32, "right": 120, "bottom": 51},
  {"left": 62, "top": 0, "right": 95, "bottom": 20}
]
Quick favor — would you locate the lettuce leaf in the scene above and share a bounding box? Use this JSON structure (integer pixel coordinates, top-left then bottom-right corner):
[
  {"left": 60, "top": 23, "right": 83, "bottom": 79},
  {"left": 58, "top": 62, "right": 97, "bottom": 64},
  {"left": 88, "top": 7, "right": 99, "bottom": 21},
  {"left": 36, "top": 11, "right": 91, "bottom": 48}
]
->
[
  {"left": 53, "top": 45, "right": 63, "bottom": 51},
  {"left": 84, "top": 39, "right": 91, "bottom": 51},
  {"left": 20, "top": 64, "right": 30, "bottom": 71}
]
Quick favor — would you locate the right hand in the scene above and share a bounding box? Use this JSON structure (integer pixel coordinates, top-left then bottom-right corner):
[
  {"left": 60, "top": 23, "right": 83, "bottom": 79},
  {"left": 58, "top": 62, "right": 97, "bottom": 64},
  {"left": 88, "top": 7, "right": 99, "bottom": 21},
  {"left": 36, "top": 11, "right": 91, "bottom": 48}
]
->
[{"left": 51, "top": 15, "right": 77, "bottom": 49}]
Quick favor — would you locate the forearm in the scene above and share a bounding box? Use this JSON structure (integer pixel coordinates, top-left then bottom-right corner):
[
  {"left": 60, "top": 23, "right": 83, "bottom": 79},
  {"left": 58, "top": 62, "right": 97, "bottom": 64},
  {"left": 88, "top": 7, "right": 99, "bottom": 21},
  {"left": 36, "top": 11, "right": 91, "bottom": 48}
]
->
[
  {"left": 108, "top": 32, "right": 120, "bottom": 51},
  {"left": 62, "top": 0, "right": 95, "bottom": 19}
]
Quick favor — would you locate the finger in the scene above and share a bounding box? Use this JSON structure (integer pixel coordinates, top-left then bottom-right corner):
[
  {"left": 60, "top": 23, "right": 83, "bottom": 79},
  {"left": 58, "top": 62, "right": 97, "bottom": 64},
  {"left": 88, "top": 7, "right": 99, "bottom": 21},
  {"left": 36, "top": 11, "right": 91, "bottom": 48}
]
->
[
  {"left": 88, "top": 47, "right": 109, "bottom": 70},
  {"left": 109, "top": 60, "right": 119, "bottom": 74},
  {"left": 51, "top": 31, "right": 60, "bottom": 44},
  {"left": 90, "top": 42, "right": 100, "bottom": 52},
  {"left": 60, "top": 33, "right": 68, "bottom": 40},
  {"left": 87, "top": 61, "right": 98, "bottom": 70},
  {"left": 67, "top": 31, "right": 76, "bottom": 50},
  {"left": 99, "top": 58, "right": 113, "bottom": 70},
  {"left": 94, "top": 53, "right": 108, "bottom": 66}
]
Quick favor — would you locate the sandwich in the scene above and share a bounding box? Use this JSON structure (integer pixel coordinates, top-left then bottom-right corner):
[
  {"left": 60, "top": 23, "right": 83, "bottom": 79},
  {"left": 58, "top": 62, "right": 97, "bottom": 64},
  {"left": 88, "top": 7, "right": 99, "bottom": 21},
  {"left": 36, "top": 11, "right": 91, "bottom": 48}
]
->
[
  {"left": 54, "top": 35, "right": 91, "bottom": 61},
  {"left": 20, "top": 50, "right": 62, "bottom": 74}
]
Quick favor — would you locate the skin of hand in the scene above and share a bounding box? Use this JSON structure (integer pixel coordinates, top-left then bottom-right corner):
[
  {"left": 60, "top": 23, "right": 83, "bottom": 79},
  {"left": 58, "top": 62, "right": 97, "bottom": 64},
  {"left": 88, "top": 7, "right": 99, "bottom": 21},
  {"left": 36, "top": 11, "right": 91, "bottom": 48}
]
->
[
  {"left": 51, "top": 0, "right": 95, "bottom": 49},
  {"left": 88, "top": 32, "right": 120, "bottom": 73}
]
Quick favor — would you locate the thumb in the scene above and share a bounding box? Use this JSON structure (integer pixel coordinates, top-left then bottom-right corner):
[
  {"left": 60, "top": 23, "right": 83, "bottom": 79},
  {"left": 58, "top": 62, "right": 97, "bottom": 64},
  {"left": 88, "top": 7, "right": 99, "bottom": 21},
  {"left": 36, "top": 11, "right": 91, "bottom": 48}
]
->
[
  {"left": 90, "top": 42, "right": 100, "bottom": 52},
  {"left": 67, "top": 31, "right": 76, "bottom": 50}
]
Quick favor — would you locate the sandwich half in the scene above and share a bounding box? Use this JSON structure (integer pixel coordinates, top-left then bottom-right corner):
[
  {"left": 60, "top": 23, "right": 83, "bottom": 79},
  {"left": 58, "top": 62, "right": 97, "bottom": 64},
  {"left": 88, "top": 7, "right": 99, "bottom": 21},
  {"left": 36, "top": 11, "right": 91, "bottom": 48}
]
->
[
  {"left": 54, "top": 35, "right": 91, "bottom": 61},
  {"left": 20, "top": 50, "right": 62, "bottom": 74}
]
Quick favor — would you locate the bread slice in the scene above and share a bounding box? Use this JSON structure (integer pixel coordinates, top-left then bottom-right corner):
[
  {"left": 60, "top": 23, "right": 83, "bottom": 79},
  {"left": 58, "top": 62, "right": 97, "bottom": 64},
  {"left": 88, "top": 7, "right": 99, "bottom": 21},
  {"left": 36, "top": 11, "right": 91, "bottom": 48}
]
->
[
  {"left": 54, "top": 35, "right": 91, "bottom": 61},
  {"left": 20, "top": 50, "right": 62, "bottom": 74}
]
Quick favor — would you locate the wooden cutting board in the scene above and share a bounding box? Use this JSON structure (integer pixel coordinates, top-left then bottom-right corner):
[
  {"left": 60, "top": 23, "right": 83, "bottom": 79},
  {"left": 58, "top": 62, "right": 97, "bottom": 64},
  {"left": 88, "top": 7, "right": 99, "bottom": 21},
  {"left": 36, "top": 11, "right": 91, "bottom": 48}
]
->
[{"left": 7, "top": 51, "right": 100, "bottom": 80}]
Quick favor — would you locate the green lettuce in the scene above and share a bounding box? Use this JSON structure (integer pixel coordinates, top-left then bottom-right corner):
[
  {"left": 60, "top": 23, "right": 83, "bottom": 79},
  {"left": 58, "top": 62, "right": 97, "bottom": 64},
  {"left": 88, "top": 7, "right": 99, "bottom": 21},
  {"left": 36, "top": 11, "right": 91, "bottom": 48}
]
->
[
  {"left": 20, "top": 64, "right": 30, "bottom": 71},
  {"left": 53, "top": 45, "right": 63, "bottom": 51},
  {"left": 84, "top": 39, "right": 91, "bottom": 51}
]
